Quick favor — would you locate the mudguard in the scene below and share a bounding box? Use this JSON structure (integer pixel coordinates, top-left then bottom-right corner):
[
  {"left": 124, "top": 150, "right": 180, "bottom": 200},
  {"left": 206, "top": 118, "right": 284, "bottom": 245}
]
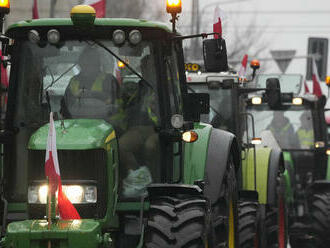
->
[
  {"left": 310, "top": 180, "right": 330, "bottom": 192},
  {"left": 183, "top": 123, "right": 240, "bottom": 205},
  {"left": 242, "top": 147, "right": 284, "bottom": 205},
  {"left": 267, "top": 148, "right": 284, "bottom": 206},
  {"left": 203, "top": 128, "right": 240, "bottom": 204}
]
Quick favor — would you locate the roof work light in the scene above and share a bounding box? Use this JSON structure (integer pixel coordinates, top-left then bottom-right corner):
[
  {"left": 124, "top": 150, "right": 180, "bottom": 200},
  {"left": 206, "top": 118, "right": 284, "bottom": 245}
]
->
[
  {"left": 166, "top": 0, "right": 182, "bottom": 14},
  {"left": 0, "top": 0, "right": 10, "bottom": 14}
]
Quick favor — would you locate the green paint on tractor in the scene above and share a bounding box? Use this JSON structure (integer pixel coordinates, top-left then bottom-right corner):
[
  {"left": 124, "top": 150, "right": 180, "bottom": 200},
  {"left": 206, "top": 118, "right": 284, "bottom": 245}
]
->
[
  {"left": 28, "top": 119, "right": 114, "bottom": 150},
  {"left": 183, "top": 123, "right": 212, "bottom": 184},
  {"left": 242, "top": 147, "right": 271, "bottom": 204}
]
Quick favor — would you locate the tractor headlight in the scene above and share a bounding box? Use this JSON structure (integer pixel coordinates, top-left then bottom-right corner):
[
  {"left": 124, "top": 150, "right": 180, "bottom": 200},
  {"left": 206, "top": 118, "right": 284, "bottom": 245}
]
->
[{"left": 28, "top": 184, "right": 97, "bottom": 204}]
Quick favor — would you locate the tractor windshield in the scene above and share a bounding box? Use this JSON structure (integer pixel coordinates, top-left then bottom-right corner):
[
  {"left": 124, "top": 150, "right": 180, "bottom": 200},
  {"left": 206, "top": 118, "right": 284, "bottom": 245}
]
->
[
  {"left": 247, "top": 108, "right": 314, "bottom": 150},
  {"left": 188, "top": 84, "right": 235, "bottom": 132},
  {"left": 8, "top": 39, "right": 164, "bottom": 201},
  {"left": 14, "top": 40, "right": 159, "bottom": 132}
]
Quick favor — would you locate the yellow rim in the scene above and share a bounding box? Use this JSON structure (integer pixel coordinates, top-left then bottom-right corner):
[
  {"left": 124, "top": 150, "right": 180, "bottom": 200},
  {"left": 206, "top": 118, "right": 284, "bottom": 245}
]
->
[{"left": 228, "top": 199, "right": 235, "bottom": 248}]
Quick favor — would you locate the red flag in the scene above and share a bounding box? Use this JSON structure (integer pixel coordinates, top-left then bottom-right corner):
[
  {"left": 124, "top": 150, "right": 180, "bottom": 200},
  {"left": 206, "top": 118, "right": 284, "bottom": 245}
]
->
[
  {"left": 312, "top": 58, "right": 322, "bottom": 98},
  {"left": 213, "top": 6, "right": 222, "bottom": 39},
  {"left": 0, "top": 50, "right": 8, "bottom": 88},
  {"left": 32, "top": 0, "right": 39, "bottom": 19},
  {"left": 45, "top": 113, "right": 80, "bottom": 219},
  {"left": 83, "top": 0, "right": 106, "bottom": 18},
  {"left": 304, "top": 80, "right": 310, "bottom": 94},
  {"left": 238, "top": 54, "right": 248, "bottom": 79}
]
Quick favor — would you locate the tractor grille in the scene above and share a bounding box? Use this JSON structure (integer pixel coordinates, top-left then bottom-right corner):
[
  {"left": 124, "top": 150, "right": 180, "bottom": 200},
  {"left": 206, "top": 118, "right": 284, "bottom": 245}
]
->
[{"left": 27, "top": 149, "right": 108, "bottom": 219}]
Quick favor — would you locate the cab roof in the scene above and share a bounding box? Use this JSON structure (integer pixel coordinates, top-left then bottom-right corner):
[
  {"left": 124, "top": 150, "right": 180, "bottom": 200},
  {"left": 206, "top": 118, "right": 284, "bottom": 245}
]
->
[{"left": 7, "top": 18, "right": 172, "bottom": 33}]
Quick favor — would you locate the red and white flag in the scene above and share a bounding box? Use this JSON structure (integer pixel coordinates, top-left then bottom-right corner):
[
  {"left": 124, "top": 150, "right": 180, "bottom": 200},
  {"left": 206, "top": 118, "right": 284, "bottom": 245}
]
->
[
  {"left": 32, "top": 0, "right": 39, "bottom": 19},
  {"left": 312, "top": 58, "right": 322, "bottom": 98},
  {"left": 213, "top": 6, "right": 222, "bottom": 39},
  {"left": 0, "top": 50, "right": 8, "bottom": 88},
  {"left": 304, "top": 80, "right": 310, "bottom": 94},
  {"left": 83, "top": 0, "right": 106, "bottom": 18},
  {"left": 238, "top": 54, "right": 248, "bottom": 79},
  {"left": 45, "top": 113, "right": 80, "bottom": 220}
]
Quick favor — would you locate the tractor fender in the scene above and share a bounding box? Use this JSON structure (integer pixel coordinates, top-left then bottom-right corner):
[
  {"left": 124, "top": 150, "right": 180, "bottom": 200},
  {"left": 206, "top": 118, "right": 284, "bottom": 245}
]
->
[
  {"left": 241, "top": 147, "right": 284, "bottom": 205},
  {"left": 309, "top": 180, "right": 330, "bottom": 192},
  {"left": 203, "top": 128, "right": 240, "bottom": 205},
  {"left": 267, "top": 148, "right": 285, "bottom": 206}
]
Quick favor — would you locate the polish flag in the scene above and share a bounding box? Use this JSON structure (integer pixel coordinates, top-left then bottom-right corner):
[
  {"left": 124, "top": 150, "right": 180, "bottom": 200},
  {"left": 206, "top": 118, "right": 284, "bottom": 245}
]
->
[
  {"left": 304, "top": 80, "right": 310, "bottom": 94},
  {"left": 32, "top": 0, "right": 39, "bottom": 19},
  {"left": 213, "top": 6, "right": 222, "bottom": 39},
  {"left": 312, "top": 58, "right": 322, "bottom": 98},
  {"left": 0, "top": 50, "right": 8, "bottom": 88},
  {"left": 238, "top": 54, "right": 248, "bottom": 79},
  {"left": 83, "top": 0, "right": 106, "bottom": 18},
  {"left": 45, "top": 113, "right": 80, "bottom": 219}
]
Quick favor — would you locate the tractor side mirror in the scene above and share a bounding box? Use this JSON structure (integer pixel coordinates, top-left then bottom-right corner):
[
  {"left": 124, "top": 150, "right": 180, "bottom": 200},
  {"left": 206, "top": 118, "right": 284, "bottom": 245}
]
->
[
  {"left": 265, "top": 78, "right": 282, "bottom": 109},
  {"left": 183, "top": 93, "right": 210, "bottom": 122},
  {"left": 203, "top": 38, "right": 228, "bottom": 73}
]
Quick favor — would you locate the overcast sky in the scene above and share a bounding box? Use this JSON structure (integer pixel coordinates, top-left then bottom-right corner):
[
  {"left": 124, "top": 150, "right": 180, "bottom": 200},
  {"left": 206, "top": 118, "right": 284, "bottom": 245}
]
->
[{"left": 178, "top": 0, "right": 330, "bottom": 82}]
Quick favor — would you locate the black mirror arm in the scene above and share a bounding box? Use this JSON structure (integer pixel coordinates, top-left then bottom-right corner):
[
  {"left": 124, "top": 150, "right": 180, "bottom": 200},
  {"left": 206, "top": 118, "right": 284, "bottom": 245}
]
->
[{"left": 172, "top": 32, "right": 220, "bottom": 41}]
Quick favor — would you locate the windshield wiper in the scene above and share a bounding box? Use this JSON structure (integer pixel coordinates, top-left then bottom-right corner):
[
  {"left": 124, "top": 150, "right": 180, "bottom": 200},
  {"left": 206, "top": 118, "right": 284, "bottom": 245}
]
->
[
  {"left": 44, "top": 63, "right": 78, "bottom": 91},
  {"left": 91, "top": 40, "right": 154, "bottom": 90}
]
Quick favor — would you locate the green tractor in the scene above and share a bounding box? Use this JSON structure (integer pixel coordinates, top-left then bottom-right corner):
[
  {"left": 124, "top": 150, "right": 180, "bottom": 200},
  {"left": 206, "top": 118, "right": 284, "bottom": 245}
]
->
[
  {"left": 246, "top": 75, "right": 330, "bottom": 247},
  {"left": 0, "top": 2, "right": 244, "bottom": 248},
  {"left": 186, "top": 59, "right": 288, "bottom": 247}
]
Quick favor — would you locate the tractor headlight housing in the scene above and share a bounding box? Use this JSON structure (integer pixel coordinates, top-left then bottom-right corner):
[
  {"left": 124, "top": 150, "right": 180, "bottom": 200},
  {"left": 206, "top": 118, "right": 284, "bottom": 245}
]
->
[{"left": 28, "top": 183, "right": 97, "bottom": 204}]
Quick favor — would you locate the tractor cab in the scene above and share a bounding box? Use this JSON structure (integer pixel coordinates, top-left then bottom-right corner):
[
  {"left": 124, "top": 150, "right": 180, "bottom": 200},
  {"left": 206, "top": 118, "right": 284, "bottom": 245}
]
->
[
  {"left": 186, "top": 70, "right": 243, "bottom": 138},
  {"left": 246, "top": 77, "right": 330, "bottom": 246}
]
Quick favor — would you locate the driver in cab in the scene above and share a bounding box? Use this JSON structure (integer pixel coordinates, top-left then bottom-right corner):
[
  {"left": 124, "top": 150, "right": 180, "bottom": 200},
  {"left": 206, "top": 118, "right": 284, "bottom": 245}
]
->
[{"left": 63, "top": 48, "right": 119, "bottom": 118}]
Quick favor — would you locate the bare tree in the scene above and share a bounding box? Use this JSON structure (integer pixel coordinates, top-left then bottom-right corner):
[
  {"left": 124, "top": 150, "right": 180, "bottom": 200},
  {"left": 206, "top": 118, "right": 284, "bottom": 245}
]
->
[{"left": 226, "top": 15, "right": 270, "bottom": 70}]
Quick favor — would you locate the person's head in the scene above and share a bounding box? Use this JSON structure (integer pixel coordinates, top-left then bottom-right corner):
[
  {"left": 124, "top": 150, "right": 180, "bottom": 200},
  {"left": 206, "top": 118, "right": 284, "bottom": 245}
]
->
[{"left": 78, "top": 48, "right": 101, "bottom": 76}]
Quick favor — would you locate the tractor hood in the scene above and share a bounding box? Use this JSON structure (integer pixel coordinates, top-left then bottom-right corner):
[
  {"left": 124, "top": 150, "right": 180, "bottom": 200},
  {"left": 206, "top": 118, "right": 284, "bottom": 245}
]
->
[{"left": 28, "top": 119, "right": 115, "bottom": 150}]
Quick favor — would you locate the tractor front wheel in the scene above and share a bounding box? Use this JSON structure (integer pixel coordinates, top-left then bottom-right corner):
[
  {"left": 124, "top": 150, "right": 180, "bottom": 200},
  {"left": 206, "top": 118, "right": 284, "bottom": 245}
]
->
[{"left": 144, "top": 195, "right": 207, "bottom": 247}]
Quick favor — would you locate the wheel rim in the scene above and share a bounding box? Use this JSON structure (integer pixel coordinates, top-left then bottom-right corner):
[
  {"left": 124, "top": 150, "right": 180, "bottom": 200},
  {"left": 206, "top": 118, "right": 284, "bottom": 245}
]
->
[
  {"left": 228, "top": 199, "right": 235, "bottom": 248},
  {"left": 278, "top": 197, "right": 285, "bottom": 248}
]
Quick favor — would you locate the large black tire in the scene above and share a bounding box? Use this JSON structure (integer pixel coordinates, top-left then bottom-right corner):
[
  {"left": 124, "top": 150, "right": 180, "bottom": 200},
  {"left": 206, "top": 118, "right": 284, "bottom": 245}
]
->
[
  {"left": 238, "top": 201, "right": 258, "bottom": 248},
  {"left": 310, "top": 191, "right": 330, "bottom": 247},
  {"left": 145, "top": 156, "right": 239, "bottom": 248},
  {"left": 145, "top": 195, "right": 207, "bottom": 247}
]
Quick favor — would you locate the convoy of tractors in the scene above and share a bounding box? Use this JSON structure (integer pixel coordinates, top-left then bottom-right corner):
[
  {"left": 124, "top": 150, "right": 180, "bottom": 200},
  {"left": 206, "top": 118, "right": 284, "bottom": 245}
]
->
[{"left": 0, "top": 0, "right": 328, "bottom": 247}]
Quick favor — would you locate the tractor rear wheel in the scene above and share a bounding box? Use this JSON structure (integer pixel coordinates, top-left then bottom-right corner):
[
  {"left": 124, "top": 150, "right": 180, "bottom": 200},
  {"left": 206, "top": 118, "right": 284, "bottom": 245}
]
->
[
  {"left": 310, "top": 191, "right": 330, "bottom": 247},
  {"left": 238, "top": 201, "right": 258, "bottom": 248}
]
